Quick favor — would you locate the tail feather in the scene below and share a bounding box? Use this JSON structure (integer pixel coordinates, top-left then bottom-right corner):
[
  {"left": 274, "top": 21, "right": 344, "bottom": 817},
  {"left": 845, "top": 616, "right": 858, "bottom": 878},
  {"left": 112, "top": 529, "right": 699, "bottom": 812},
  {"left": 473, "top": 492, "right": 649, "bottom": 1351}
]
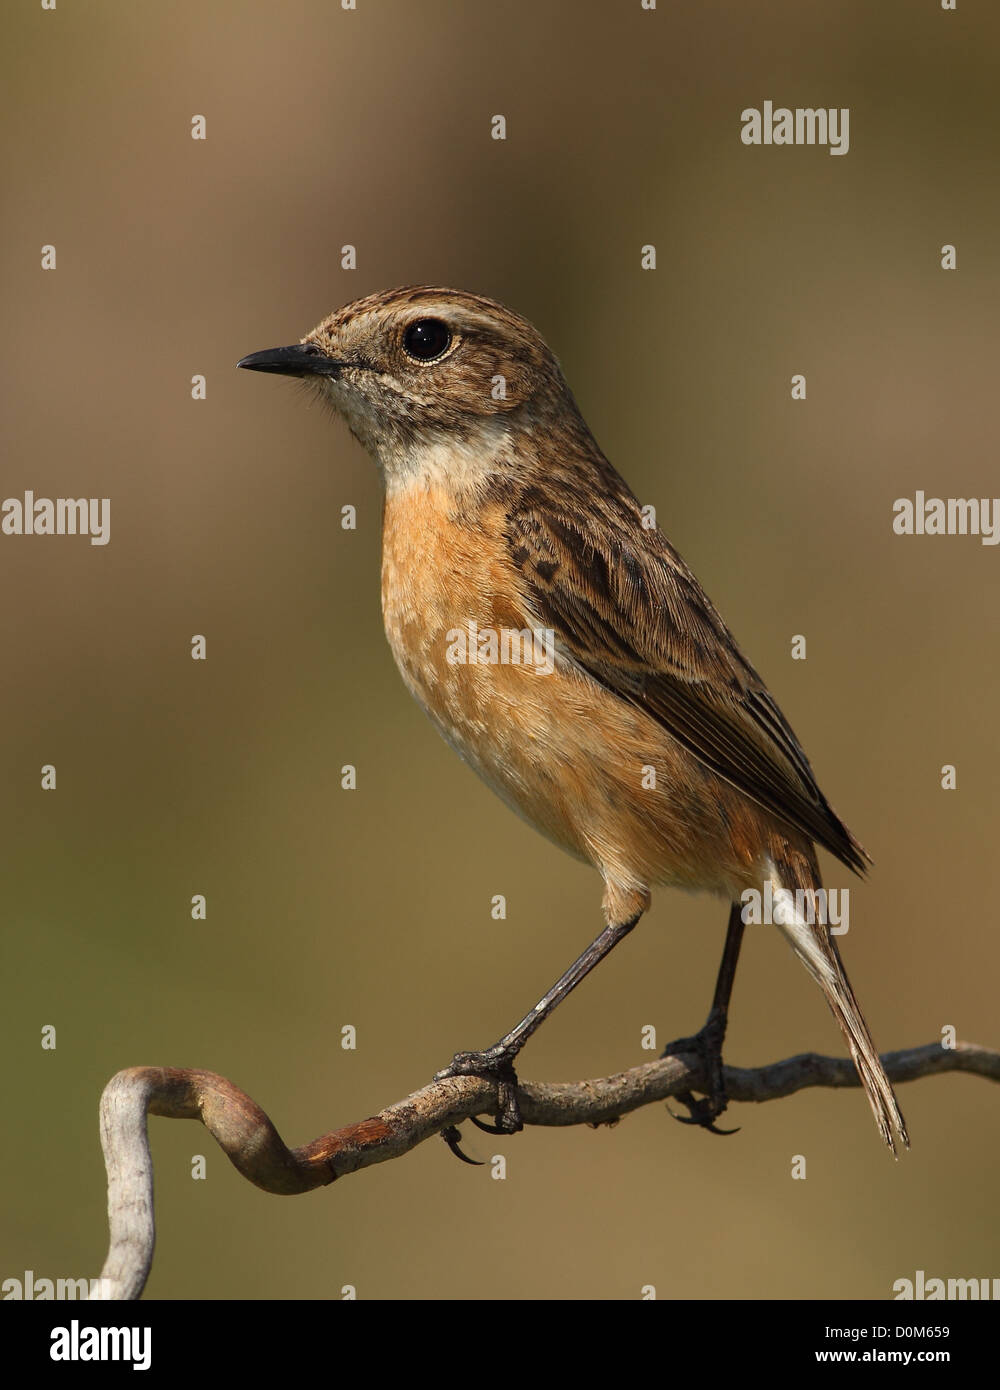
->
[{"left": 768, "top": 864, "right": 909, "bottom": 1155}]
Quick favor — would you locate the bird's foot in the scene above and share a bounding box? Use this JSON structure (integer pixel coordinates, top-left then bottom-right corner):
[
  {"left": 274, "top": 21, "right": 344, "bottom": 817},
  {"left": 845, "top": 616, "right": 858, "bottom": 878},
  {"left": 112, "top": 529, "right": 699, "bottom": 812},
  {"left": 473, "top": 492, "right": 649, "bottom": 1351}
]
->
[
  {"left": 434, "top": 1045, "right": 523, "bottom": 1135},
  {"left": 439, "top": 1125, "right": 485, "bottom": 1165},
  {"left": 662, "top": 1007, "right": 739, "bottom": 1136}
]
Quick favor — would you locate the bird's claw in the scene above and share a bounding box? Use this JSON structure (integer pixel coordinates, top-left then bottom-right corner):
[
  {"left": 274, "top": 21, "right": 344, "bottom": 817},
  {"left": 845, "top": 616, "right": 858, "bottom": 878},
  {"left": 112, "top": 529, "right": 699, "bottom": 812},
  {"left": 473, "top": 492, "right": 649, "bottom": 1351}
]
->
[
  {"left": 440, "top": 1125, "right": 485, "bottom": 1165},
  {"left": 434, "top": 1047, "right": 524, "bottom": 1134},
  {"left": 662, "top": 1009, "right": 738, "bottom": 1136},
  {"left": 468, "top": 1114, "right": 509, "bottom": 1136},
  {"left": 667, "top": 1090, "right": 740, "bottom": 1135}
]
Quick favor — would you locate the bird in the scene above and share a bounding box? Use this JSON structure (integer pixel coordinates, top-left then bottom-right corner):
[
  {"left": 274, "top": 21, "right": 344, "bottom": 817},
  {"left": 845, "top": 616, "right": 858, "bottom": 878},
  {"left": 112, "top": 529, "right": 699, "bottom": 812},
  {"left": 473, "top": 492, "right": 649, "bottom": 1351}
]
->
[{"left": 237, "top": 285, "right": 908, "bottom": 1154}]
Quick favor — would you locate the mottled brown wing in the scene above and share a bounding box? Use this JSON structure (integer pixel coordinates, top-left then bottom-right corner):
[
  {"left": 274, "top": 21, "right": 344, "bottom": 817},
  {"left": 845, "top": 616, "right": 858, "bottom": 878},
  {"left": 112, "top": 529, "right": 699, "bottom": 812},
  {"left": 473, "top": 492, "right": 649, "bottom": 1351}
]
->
[{"left": 505, "top": 488, "right": 868, "bottom": 874}]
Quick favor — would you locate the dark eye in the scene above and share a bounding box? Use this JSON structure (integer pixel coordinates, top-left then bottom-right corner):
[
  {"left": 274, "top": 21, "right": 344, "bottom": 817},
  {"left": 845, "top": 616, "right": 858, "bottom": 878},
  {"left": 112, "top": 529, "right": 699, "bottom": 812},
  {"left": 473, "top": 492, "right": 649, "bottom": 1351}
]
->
[{"left": 403, "top": 319, "right": 452, "bottom": 362}]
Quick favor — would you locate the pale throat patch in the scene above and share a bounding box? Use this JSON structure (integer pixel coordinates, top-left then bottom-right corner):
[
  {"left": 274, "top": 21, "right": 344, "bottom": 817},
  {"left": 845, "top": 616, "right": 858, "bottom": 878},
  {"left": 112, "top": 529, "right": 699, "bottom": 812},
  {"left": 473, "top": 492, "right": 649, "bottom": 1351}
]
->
[
  {"left": 314, "top": 371, "right": 510, "bottom": 494},
  {"left": 381, "top": 419, "right": 512, "bottom": 494}
]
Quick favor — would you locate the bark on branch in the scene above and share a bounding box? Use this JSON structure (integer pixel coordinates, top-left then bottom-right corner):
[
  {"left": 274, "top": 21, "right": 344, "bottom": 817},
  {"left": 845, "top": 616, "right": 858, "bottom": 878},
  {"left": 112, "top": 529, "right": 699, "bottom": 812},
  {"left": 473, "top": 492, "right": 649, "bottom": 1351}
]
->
[{"left": 94, "top": 1040, "right": 999, "bottom": 1300}]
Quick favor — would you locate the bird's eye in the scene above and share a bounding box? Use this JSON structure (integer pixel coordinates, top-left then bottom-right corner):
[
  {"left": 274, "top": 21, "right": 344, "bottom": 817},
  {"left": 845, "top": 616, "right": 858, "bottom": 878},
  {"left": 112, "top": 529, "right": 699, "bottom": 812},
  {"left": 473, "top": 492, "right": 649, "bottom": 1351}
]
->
[{"left": 402, "top": 319, "right": 452, "bottom": 362}]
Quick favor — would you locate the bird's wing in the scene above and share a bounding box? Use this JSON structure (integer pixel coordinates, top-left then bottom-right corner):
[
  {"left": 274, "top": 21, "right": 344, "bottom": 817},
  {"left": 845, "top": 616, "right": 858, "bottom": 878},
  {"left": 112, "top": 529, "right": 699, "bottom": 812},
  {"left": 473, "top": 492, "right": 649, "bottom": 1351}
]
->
[{"left": 504, "top": 482, "right": 868, "bottom": 873}]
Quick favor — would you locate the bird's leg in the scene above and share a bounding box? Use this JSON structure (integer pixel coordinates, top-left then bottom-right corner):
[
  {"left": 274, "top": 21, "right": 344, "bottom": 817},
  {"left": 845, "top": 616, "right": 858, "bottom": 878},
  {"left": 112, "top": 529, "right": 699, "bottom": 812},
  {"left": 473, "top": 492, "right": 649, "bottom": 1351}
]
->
[
  {"left": 664, "top": 902, "right": 746, "bottom": 1135},
  {"left": 435, "top": 913, "right": 642, "bottom": 1137}
]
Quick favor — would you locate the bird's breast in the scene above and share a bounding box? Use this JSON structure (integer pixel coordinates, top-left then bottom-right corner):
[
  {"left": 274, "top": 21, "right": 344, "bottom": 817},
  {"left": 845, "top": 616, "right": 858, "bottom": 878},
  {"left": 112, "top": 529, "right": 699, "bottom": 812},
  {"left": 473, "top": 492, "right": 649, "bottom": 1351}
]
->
[
  {"left": 379, "top": 478, "right": 758, "bottom": 907},
  {"left": 381, "top": 478, "right": 613, "bottom": 860}
]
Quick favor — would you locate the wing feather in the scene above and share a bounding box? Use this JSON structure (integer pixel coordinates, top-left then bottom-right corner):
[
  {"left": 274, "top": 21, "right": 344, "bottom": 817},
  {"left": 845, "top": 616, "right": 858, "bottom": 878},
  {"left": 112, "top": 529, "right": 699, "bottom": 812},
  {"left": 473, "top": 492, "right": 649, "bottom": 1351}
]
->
[{"left": 502, "top": 483, "right": 868, "bottom": 874}]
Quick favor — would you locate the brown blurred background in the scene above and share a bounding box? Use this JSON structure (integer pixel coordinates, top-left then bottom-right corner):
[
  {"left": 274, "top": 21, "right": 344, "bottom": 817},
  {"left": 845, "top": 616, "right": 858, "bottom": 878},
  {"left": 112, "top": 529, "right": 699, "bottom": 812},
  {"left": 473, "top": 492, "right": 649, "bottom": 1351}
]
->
[{"left": 2, "top": 0, "right": 998, "bottom": 1301}]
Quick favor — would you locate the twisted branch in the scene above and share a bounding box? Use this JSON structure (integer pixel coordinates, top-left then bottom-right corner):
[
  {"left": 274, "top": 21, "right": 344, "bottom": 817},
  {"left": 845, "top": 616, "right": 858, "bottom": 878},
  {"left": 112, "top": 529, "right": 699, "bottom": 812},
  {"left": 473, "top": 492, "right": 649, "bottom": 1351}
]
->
[{"left": 94, "top": 1040, "right": 1000, "bottom": 1300}]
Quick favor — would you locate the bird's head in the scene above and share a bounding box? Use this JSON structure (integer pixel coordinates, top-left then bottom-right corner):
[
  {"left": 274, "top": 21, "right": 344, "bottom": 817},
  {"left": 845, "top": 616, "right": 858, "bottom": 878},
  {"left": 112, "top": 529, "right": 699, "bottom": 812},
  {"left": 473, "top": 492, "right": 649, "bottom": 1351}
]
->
[{"left": 238, "top": 286, "right": 578, "bottom": 489}]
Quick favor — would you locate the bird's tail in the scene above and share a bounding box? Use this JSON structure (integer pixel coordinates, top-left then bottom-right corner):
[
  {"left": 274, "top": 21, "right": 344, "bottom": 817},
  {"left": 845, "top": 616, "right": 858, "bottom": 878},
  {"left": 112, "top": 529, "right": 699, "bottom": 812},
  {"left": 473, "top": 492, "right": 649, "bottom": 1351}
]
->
[{"left": 767, "top": 859, "right": 909, "bottom": 1156}]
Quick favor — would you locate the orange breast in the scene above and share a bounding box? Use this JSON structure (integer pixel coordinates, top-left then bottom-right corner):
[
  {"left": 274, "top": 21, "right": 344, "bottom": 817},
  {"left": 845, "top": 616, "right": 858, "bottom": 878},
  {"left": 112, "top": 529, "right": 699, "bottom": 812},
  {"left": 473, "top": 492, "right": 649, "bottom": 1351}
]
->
[{"left": 380, "top": 479, "right": 775, "bottom": 919}]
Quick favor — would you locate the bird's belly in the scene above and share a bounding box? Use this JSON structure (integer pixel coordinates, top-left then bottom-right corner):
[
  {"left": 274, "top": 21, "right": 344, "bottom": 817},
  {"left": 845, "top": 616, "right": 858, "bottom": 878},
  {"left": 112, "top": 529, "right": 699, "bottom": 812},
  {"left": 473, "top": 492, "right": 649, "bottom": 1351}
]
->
[{"left": 381, "top": 566, "right": 588, "bottom": 857}]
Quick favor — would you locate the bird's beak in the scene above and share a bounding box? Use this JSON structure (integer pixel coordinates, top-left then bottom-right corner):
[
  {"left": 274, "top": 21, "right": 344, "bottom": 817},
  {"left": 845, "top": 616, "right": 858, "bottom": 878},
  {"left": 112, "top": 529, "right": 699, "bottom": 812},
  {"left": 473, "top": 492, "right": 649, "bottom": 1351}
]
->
[{"left": 236, "top": 343, "right": 343, "bottom": 378}]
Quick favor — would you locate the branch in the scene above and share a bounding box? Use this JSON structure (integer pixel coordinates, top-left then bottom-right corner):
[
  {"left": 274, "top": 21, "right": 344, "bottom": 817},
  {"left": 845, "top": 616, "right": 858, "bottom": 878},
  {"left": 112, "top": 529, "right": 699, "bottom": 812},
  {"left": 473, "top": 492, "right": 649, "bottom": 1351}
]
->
[{"left": 94, "top": 1041, "right": 999, "bottom": 1300}]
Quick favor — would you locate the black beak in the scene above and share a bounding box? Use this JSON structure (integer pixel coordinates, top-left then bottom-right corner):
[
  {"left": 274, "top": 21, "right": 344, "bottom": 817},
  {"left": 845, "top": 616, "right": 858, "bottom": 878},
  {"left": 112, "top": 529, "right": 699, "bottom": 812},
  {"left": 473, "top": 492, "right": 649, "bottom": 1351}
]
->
[{"left": 236, "top": 343, "right": 343, "bottom": 378}]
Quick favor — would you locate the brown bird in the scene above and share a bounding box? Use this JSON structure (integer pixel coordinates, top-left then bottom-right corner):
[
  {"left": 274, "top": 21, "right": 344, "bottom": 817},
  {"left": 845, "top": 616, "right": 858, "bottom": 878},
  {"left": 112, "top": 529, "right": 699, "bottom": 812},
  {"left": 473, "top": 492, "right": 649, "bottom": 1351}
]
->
[{"left": 238, "top": 286, "right": 908, "bottom": 1154}]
